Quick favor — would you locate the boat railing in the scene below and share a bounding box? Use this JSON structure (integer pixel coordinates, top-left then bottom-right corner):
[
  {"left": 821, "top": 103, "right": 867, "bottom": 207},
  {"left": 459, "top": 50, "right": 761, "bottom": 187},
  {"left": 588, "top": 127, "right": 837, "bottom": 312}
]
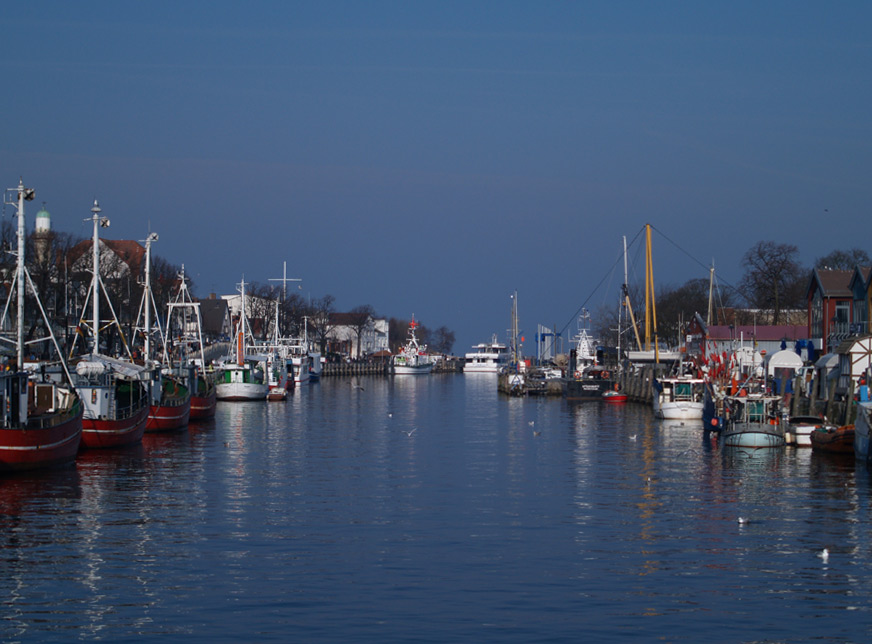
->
[{"left": 25, "top": 396, "right": 83, "bottom": 430}]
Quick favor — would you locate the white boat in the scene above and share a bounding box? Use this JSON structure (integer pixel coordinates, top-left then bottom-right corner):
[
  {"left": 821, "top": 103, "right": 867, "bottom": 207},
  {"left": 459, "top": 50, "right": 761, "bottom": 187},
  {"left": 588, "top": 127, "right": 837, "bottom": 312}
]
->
[
  {"left": 393, "top": 317, "right": 433, "bottom": 375},
  {"left": 215, "top": 278, "right": 269, "bottom": 401},
  {"left": 463, "top": 335, "right": 510, "bottom": 373},
  {"left": 721, "top": 393, "right": 786, "bottom": 448},
  {"left": 653, "top": 376, "right": 705, "bottom": 420},
  {"left": 787, "top": 415, "right": 827, "bottom": 447}
]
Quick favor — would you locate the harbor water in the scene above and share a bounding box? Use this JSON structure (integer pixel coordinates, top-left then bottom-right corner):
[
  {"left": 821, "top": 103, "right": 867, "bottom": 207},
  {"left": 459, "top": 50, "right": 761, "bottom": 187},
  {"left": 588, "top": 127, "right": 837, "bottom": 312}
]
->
[{"left": 2, "top": 374, "right": 871, "bottom": 642}]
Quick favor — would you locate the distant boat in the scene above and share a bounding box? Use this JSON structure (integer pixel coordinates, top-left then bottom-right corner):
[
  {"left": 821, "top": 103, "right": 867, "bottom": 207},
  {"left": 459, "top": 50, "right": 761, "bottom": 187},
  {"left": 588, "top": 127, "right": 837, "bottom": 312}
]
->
[
  {"left": 215, "top": 278, "right": 269, "bottom": 401},
  {"left": 721, "top": 393, "right": 786, "bottom": 448},
  {"left": 810, "top": 424, "right": 854, "bottom": 454},
  {"left": 602, "top": 388, "right": 627, "bottom": 404},
  {"left": 0, "top": 180, "right": 84, "bottom": 470},
  {"left": 463, "top": 335, "right": 510, "bottom": 373},
  {"left": 393, "top": 317, "right": 433, "bottom": 375},
  {"left": 562, "top": 313, "right": 614, "bottom": 401}
]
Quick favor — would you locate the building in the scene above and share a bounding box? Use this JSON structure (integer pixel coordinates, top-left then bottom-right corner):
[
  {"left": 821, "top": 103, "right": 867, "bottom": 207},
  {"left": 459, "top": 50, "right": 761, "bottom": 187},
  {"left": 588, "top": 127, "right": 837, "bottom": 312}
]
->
[
  {"left": 807, "top": 268, "right": 854, "bottom": 354},
  {"left": 327, "top": 313, "right": 389, "bottom": 358},
  {"left": 200, "top": 296, "right": 232, "bottom": 342}
]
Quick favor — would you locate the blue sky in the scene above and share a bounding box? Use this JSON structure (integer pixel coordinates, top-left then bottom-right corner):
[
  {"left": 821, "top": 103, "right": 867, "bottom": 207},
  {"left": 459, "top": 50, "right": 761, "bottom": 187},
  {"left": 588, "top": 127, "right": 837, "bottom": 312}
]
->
[{"left": 3, "top": 1, "right": 871, "bottom": 353}]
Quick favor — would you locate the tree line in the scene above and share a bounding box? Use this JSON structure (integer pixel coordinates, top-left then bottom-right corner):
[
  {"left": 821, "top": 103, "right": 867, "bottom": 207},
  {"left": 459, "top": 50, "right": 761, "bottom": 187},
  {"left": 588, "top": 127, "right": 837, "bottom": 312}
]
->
[{"left": 2, "top": 222, "right": 456, "bottom": 359}]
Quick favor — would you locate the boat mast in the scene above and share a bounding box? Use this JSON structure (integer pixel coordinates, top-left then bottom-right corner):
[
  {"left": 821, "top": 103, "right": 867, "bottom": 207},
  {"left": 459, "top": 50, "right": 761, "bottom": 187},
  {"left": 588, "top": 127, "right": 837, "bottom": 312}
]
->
[
  {"left": 89, "top": 201, "right": 102, "bottom": 355},
  {"left": 236, "top": 276, "right": 247, "bottom": 366},
  {"left": 141, "top": 232, "right": 158, "bottom": 360},
  {"left": 13, "top": 180, "right": 34, "bottom": 370},
  {"left": 707, "top": 262, "right": 715, "bottom": 327},
  {"left": 644, "top": 224, "right": 660, "bottom": 363},
  {"left": 623, "top": 235, "right": 643, "bottom": 352}
]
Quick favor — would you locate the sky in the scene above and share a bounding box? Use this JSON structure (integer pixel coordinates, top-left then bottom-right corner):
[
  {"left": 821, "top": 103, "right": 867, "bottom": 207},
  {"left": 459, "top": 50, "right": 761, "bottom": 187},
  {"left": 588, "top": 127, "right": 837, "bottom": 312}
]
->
[{"left": 2, "top": 1, "right": 871, "bottom": 354}]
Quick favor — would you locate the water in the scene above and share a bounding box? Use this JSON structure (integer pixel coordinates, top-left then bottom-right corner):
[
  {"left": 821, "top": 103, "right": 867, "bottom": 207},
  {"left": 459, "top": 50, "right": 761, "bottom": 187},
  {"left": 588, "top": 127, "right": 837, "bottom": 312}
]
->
[{"left": 2, "top": 374, "right": 871, "bottom": 642}]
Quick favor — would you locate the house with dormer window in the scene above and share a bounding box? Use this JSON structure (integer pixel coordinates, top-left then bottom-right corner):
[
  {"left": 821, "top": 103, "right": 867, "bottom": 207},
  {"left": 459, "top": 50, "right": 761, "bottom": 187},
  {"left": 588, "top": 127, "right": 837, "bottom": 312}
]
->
[{"left": 807, "top": 269, "right": 853, "bottom": 354}]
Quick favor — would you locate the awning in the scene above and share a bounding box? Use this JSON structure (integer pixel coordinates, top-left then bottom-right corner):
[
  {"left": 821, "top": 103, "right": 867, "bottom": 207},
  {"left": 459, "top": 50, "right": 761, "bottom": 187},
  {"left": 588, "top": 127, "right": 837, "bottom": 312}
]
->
[{"left": 815, "top": 353, "right": 839, "bottom": 369}]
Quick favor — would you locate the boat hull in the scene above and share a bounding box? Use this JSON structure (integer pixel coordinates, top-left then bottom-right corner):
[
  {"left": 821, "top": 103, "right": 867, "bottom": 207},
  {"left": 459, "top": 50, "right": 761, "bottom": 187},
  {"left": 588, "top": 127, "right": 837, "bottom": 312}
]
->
[
  {"left": 146, "top": 399, "right": 191, "bottom": 432},
  {"left": 190, "top": 389, "right": 217, "bottom": 420},
  {"left": 393, "top": 363, "right": 433, "bottom": 375},
  {"left": 654, "top": 401, "right": 704, "bottom": 420},
  {"left": 602, "top": 391, "right": 627, "bottom": 404},
  {"left": 811, "top": 426, "right": 854, "bottom": 454},
  {"left": 563, "top": 378, "right": 612, "bottom": 401},
  {"left": 787, "top": 415, "right": 824, "bottom": 447},
  {"left": 0, "top": 408, "right": 83, "bottom": 472},
  {"left": 722, "top": 422, "right": 786, "bottom": 448},
  {"left": 81, "top": 404, "right": 148, "bottom": 449},
  {"left": 267, "top": 387, "right": 287, "bottom": 401},
  {"left": 216, "top": 382, "right": 269, "bottom": 401}
]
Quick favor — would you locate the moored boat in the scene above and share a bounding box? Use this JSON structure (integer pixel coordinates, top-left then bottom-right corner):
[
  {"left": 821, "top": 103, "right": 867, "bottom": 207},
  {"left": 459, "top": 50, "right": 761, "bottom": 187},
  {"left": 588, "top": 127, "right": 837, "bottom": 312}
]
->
[
  {"left": 0, "top": 180, "right": 84, "bottom": 470},
  {"left": 393, "top": 317, "right": 433, "bottom": 375},
  {"left": 602, "top": 388, "right": 627, "bottom": 404},
  {"left": 721, "top": 393, "right": 786, "bottom": 448},
  {"left": 854, "top": 402, "right": 872, "bottom": 462},
  {"left": 787, "top": 415, "right": 826, "bottom": 447},
  {"left": 463, "top": 335, "right": 510, "bottom": 373},
  {"left": 811, "top": 424, "right": 854, "bottom": 454},
  {"left": 216, "top": 278, "right": 269, "bottom": 401},
  {"left": 653, "top": 376, "right": 705, "bottom": 420}
]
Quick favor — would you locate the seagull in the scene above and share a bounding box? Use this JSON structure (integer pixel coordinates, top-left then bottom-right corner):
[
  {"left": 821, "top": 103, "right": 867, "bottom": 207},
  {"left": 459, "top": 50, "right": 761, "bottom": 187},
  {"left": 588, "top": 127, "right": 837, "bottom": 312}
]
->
[
  {"left": 629, "top": 434, "right": 637, "bottom": 441},
  {"left": 387, "top": 413, "right": 393, "bottom": 418},
  {"left": 533, "top": 430, "right": 541, "bottom": 437},
  {"left": 528, "top": 421, "right": 535, "bottom": 427},
  {"left": 819, "top": 548, "right": 829, "bottom": 563},
  {"left": 737, "top": 517, "right": 748, "bottom": 525},
  {"left": 406, "top": 428, "right": 416, "bottom": 437},
  {"left": 352, "top": 383, "right": 365, "bottom": 391}
]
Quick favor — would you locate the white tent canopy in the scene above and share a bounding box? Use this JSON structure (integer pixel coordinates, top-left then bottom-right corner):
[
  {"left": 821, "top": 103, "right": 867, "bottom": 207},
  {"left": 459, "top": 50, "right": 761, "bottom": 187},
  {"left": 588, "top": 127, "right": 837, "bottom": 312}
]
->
[{"left": 766, "top": 349, "right": 804, "bottom": 377}]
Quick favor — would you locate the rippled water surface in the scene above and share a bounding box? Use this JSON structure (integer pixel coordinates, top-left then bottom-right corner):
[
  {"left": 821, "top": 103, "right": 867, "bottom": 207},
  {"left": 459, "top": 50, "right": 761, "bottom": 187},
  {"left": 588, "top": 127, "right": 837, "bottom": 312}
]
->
[{"left": 2, "top": 374, "right": 872, "bottom": 642}]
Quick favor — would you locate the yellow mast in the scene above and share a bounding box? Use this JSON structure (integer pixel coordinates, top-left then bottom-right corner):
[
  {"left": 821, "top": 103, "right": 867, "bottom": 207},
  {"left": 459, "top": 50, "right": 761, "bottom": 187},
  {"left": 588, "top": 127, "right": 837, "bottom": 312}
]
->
[{"left": 644, "top": 224, "right": 660, "bottom": 363}]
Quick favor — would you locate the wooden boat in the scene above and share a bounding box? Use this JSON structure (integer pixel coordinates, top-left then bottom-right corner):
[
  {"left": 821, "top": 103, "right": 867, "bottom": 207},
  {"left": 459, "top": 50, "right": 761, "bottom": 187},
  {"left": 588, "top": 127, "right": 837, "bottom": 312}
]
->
[
  {"left": 810, "top": 424, "right": 855, "bottom": 454},
  {"left": 721, "top": 393, "right": 786, "bottom": 448},
  {"left": 0, "top": 180, "right": 83, "bottom": 470}
]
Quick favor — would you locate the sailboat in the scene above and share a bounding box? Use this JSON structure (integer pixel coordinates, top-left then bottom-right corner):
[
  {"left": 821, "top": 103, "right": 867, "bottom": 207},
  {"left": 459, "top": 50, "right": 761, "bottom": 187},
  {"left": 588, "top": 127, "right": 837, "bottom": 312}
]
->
[
  {"left": 215, "top": 277, "right": 269, "bottom": 401},
  {"left": 0, "top": 179, "right": 84, "bottom": 470},
  {"left": 134, "top": 232, "right": 191, "bottom": 432},
  {"left": 68, "top": 200, "right": 150, "bottom": 449}
]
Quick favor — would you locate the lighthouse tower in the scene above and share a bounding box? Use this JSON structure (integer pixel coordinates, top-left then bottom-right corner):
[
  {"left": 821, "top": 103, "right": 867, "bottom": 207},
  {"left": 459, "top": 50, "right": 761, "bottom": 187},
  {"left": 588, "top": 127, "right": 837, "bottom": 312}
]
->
[{"left": 34, "top": 203, "right": 51, "bottom": 264}]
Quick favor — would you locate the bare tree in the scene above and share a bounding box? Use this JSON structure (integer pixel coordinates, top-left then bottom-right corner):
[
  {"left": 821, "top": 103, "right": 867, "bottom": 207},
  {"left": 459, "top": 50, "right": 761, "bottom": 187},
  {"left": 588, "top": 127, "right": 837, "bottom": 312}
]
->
[
  {"left": 740, "top": 241, "right": 806, "bottom": 325},
  {"left": 815, "top": 248, "right": 871, "bottom": 270},
  {"left": 308, "top": 294, "right": 336, "bottom": 356},
  {"left": 346, "top": 305, "right": 375, "bottom": 358}
]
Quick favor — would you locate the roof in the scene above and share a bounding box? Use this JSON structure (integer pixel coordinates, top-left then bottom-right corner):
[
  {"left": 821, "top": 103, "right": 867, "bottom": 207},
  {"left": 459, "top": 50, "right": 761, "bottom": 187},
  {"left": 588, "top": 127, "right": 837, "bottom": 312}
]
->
[
  {"left": 807, "top": 268, "right": 853, "bottom": 299},
  {"left": 706, "top": 325, "right": 808, "bottom": 341},
  {"left": 200, "top": 298, "right": 230, "bottom": 335},
  {"left": 67, "top": 238, "right": 146, "bottom": 276}
]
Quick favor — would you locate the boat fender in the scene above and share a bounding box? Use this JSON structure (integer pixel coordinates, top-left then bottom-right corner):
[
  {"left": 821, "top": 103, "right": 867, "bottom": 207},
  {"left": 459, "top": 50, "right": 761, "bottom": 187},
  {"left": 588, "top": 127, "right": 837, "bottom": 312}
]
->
[{"left": 614, "top": 382, "right": 621, "bottom": 392}]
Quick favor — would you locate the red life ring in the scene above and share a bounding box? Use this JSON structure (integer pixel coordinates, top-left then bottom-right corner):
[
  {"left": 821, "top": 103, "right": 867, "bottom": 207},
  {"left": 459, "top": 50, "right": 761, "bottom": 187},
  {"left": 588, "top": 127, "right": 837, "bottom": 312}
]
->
[{"left": 601, "top": 371, "right": 610, "bottom": 380}]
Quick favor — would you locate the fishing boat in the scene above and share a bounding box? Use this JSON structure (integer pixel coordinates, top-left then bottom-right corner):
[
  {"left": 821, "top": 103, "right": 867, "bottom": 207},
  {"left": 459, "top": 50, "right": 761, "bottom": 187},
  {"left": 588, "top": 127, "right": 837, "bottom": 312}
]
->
[
  {"left": 653, "top": 376, "right": 705, "bottom": 420},
  {"left": 810, "top": 424, "right": 854, "bottom": 454},
  {"left": 393, "top": 317, "right": 433, "bottom": 375},
  {"left": 721, "top": 393, "right": 786, "bottom": 448},
  {"left": 0, "top": 180, "right": 84, "bottom": 470},
  {"left": 215, "top": 278, "right": 269, "bottom": 401},
  {"left": 249, "top": 301, "right": 290, "bottom": 401},
  {"left": 463, "top": 335, "right": 510, "bottom": 373},
  {"left": 163, "top": 266, "right": 217, "bottom": 420},
  {"left": 562, "top": 312, "right": 614, "bottom": 401},
  {"left": 134, "top": 232, "right": 191, "bottom": 432},
  {"left": 65, "top": 201, "right": 152, "bottom": 448}
]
